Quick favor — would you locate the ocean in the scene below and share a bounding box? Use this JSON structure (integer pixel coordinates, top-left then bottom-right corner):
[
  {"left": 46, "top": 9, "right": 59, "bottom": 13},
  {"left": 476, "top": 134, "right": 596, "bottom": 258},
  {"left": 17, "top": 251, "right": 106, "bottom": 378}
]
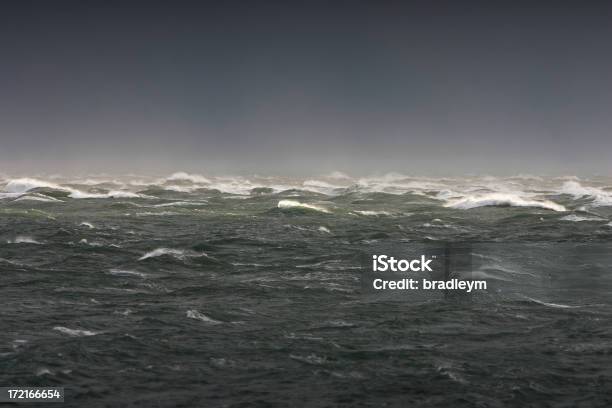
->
[{"left": 2, "top": 172, "right": 612, "bottom": 407}]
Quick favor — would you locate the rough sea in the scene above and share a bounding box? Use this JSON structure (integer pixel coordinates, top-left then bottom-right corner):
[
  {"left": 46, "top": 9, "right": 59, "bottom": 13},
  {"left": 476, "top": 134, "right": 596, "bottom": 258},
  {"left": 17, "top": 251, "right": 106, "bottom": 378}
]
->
[{"left": 2, "top": 172, "right": 612, "bottom": 407}]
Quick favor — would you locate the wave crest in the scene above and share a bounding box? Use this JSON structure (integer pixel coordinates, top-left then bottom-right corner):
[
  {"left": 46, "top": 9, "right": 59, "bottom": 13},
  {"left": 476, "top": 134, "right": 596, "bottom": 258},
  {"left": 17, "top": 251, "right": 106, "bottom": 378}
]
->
[
  {"left": 186, "top": 310, "right": 222, "bottom": 324},
  {"left": 53, "top": 326, "right": 99, "bottom": 336},
  {"left": 277, "top": 200, "right": 330, "bottom": 213},
  {"left": 560, "top": 181, "right": 612, "bottom": 207},
  {"left": 3, "top": 177, "right": 143, "bottom": 199},
  {"left": 445, "top": 193, "right": 566, "bottom": 211},
  {"left": 166, "top": 172, "right": 211, "bottom": 184},
  {"left": 7, "top": 236, "right": 41, "bottom": 244},
  {"left": 138, "top": 247, "right": 207, "bottom": 261}
]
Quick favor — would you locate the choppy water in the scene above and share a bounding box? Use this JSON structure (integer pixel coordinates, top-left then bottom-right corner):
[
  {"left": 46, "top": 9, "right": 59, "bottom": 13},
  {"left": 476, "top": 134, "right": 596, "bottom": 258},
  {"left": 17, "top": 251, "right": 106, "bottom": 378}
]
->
[{"left": 2, "top": 172, "right": 612, "bottom": 407}]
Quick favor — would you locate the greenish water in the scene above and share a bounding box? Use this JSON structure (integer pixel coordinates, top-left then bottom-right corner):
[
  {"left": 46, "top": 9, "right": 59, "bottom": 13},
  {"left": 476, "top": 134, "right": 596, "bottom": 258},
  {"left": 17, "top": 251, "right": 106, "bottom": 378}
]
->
[{"left": 2, "top": 173, "right": 612, "bottom": 407}]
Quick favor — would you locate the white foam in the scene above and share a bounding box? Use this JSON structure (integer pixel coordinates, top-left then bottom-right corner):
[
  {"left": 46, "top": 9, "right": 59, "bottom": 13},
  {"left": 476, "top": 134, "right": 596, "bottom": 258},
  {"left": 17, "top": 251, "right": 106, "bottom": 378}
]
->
[
  {"left": 357, "top": 174, "right": 445, "bottom": 195},
  {"left": 152, "top": 201, "right": 207, "bottom": 207},
  {"left": 78, "top": 239, "right": 106, "bottom": 247},
  {"left": 560, "top": 181, "right": 612, "bottom": 207},
  {"left": 135, "top": 211, "right": 181, "bottom": 216},
  {"left": 2, "top": 177, "right": 143, "bottom": 199},
  {"left": 186, "top": 310, "right": 222, "bottom": 324},
  {"left": 208, "top": 176, "right": 257, "bottom": 195},
  {"left": 353, "top": 210, "right": 392, "bottom": 216},
  {"left": 36, "top": 367, "right": 53, "bottom": 376},
  {"left": 161, "top": 184, "right": 197, "bottom": 193},
  {"left": 445, "top": 193, "right": 566, "bottom": 212},
  {"left": 53, "top": 326, "right": 99, "bottom": 336},
  {"left": 278, "top": 200, "right": 330, "bottom": 213},
  {"left": 69, "top": 190, "right": 142, "bottom": 199},
  {"left": 13, "top": 193, "right": 62, "bottom": 203},
  {"left": 108, "top": 268, "right": 147, "bottom": 278},
  {"left": 138, "top": 248, "right": 206, "bottom": 261},
  {"left": 318, "top": 226, "right": 331, "bottom": 234},
  {"left": 302, "top": 179, "right": 345, "bottom": 194},
  {"left": 80, "top": 222, "right": 94, "bottom": 229},
  {"left": 522, "top": 296, "right": 579, "bottom": 309},
  {"left": 4, "top": 175, "right": 612, "bottom": 211},
  {"left": 560, "top": 214, "right": 606, "bottom": 222},
  {"left": 7, "top": 236, "right": 41, "bottom": 244},
  {"left": 3, "top": 178, "right": 64, "bottom": 194},
  {"left": 166, "top": 172, "right": 211, "bottom": 184}
]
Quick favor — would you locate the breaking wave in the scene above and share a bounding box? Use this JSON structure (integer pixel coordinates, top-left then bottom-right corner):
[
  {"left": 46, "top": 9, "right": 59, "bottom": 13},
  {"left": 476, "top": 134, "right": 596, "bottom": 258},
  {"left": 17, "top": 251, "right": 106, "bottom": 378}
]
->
[
  {"left": 4, "top": 178, "right": 62, "bottom": 194},
  {"left": 560, "top": 181, "right": 612, "bottom": 207},
  {"left": 522, "top": 296, "right": 580, "bottom": 309},
  {"left": 186, "top": 310, "right": 222, "bottom": 324},
  {"left": 278, "top": 200, "right": 330, "bottom": 213},
  {"left": 13, "top": 193, "right": 63, "bottom": 203},
  {"left": 166, "top": 172, "right": 211, "bottom": 184},
  {"left": 3, "top": 178, "right": 143, "bottom": 199},
  {"left": 353, "top": 210, "right": 392, "bottom": 216},
  {"left": 2, "top": 174, "right": 611, "bottom": 214},
  {"left": 445, "top": 193, "right": 566, "bottom": 212},
  {"left": 108, "top": 268, "right": 147, "bottom": 278},
  {"left": 7, "top": 236, "right": 41, "bottom": 244},
  {"left": 138, "top": 248, "right": 206, "bottom": 261},
  {"left": 152, "top": 201, "right": 208, "bottom": 207},
  {"left": 560, "top": 214, "right": 606, "bottom": 222},
  {"left": 53, "top": 326, "right": 99, "bottom": 337}
]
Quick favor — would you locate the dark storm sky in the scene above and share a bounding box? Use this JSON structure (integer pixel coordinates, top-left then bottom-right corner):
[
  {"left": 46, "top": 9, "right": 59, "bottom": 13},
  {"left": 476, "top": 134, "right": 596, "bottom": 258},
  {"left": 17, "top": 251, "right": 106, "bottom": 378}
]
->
[{"left": 1, "top": 1, "right": 611, "bottom": 175}]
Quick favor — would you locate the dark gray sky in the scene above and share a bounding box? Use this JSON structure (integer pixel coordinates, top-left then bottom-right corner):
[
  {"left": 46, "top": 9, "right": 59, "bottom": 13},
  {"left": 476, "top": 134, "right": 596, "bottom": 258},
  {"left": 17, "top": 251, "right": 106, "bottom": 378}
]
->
[{"left": 1, "top": 1, "right": 611, "bottom": 175}]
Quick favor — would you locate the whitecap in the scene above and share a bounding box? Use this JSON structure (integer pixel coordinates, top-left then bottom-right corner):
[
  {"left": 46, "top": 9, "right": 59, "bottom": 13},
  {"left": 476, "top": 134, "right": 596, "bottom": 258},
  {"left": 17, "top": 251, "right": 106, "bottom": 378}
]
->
[
  {"left": 108, "top": 268, "right": 147, "bottom": 278},
  {"left": 3, "top": 178, "right": 64, "bottom": 194},
  {"left": 2, "top": 177, "right": 144, "bottom": 199},
  {"left": 354, "top": 210, "right": 391, "bottom": 216},
  {"left": 278, "top": 200, "right": 330, "bottom": 213},
  {"left": 318, "top": 226, "right": 331, "bottom": 234},
  {"left": 138, "top": 248, "right": 206, "bottom": 261},
  {"left": 7, "top": 236, "right": 41, "bottom": 244},
  {"left": 560, "top": 181, "right": 612, "bottom": 207},
  {"left": 160, "top": 185, "right": 197, "bottom": 193},
  {"left": 80, "top": 222, "right": 94, "bottom": 229},
  {"left": 36, "top": 367, "right": 53, "bottom": 376},
  {"left": 53, "top": 326, "right": 99, "bottom": 336},
  {"left": 69, "top": 190, "right": 142, "bottom": 199},
  {"left": 522, "top": 296, "right": 580, "bottom": 309},
  {"left": 135, "top": 211, "right": 181, "bottom": 216},
  {"left": 301, "top": 179, "right": 345, "bottom": 194},
  {"left": 152, "top": 201, "right": 207, "bottom": 207},
  {"left": 13, "top": 193, "right": 62, "bottom": 203},
  {"left": 560, "top": 214, "right": 606, "bottom": 222},
  {"left": 166, "top": 172, "right": 211, "bottom": 184},
  {"left": 445, "top": 193, "right": 566, "bottom": 211},
  {"left": 186, "top": 310, "right": 222, "bottom": 324},
  {"left": 78, "top": 239, "right": 103, "bottom": 247}
]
